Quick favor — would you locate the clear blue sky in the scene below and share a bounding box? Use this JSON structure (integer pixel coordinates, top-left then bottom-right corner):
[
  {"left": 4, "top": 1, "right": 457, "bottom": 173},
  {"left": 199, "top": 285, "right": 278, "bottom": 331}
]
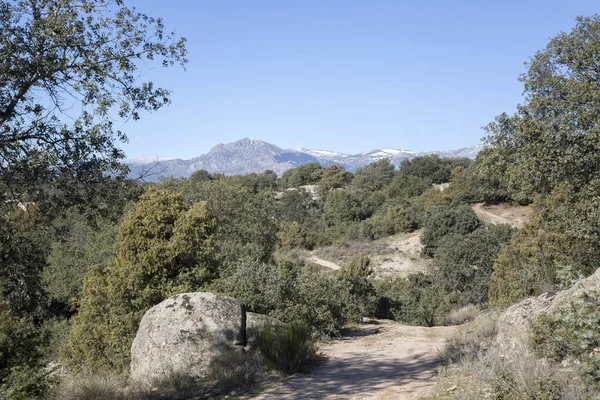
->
[{"left": 121, "top": 0, "right": 600, "bottom": 160}]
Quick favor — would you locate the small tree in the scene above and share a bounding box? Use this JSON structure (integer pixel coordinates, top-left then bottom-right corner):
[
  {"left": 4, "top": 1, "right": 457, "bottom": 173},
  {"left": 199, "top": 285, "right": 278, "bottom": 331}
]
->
[{"left": 63, "top": 190, "right": 216, "bottom": 372}]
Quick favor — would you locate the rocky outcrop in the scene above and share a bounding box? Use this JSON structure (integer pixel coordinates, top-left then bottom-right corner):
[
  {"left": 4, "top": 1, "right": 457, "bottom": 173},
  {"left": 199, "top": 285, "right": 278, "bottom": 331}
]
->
[
  {"left": 130, "top": 292, "right": 246, "bottom": 386},
  {"left": 494, "top": 268, "right": 600, "bottom": 358}
]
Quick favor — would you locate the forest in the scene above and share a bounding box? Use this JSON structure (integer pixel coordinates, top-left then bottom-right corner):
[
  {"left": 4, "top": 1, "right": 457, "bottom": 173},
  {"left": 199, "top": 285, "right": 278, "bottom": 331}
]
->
[{"left": 2, "top": 1, "right": 600, "bottom": 399}]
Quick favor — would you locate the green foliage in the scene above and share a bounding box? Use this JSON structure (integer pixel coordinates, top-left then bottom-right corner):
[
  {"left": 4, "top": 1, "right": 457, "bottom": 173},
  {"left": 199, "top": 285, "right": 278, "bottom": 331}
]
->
[
  {"left": 0, "top": 301, "right": 49, "bottom": 399},
  {"left": 434, "top": 225, "right": 515, "bottom": 307},
  {"left": 324, "top": 189, "right": 372, "bottom": 226},
  {"left": 482, "top": 16, "right": 600, "bottom": 201},
  {"left": 213, "top": 256, "right": 360, "bottom": 337},
  {"left": 400, "top": 155, "right": 470, "bottom": 185},
  {"left": 0, "top": 209, "right": 48, "bottom": 319},
  {"left": 317, "top": 165, "right": 353, "bottom": 199},
  {"left": 353, "top": 159, "right": 396, "bottom": 191},
  {"left": 279, "top": 163, "right": 323, "bottom": 188},
  {"left": 63, "top": 190, "right": 217, "bottom": 372},
  {"left": 256, "top": 321, "right": 315, "bottom": 374},
  {"left": 44, "top": 214, "right": 118, "bottom": 312},
  {"left": 530, "top": 290, "right": 600, "bottom": 390},
  {"left": 421, "top": 205, "right": 480, "bottom": 257},
  {"left": 0, "top": 0, "right": 187, "bottom": 205},
  {"left": 386, "top": 173, "right": 431, "bottom": 201},
  {"left": 182, "top": 178, "right": 278, "bottom": 268},
  {"left": 375, "top": 274, "right": 448, "bottom": 327},
  {"left": 340, "top": 254, "right": 377, "bottom": 317},
  {"left": 488, "top": 213, "right": 560, "bottom": 308}
]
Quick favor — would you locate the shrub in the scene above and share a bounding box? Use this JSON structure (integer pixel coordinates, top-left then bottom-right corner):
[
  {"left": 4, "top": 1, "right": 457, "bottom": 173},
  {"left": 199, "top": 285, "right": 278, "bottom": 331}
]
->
[
  {"left": 213, "top": 257, "right": 360, "bottom": 337},
  {"left": 375, "top": 274, "right": 449, "bottom": 327},
  {"left": 488, "top": 217, "right": 558, "bottom": 308},
  {"left": 63, "top": 190, "right": 217, "bottom": 372},
  {"left": 0, "top": 301, "right": 50, "bottom": 399},
  {"left": 440, "top": 313, "right": 497, "bottom": 364},
  {"left": 435, "top": 225, "right": 515, "bottom": 307},
  {"left": 445, "top": 304, "right": 480, "bottom": 326},
  {"left": 530, "top": 290, "right": 600, "bottom": 391},
  {"left": 421, "top": 205, "right": 480, "bottom": 257},
  {"left": 256, "top": 321, "right": 316, "bottom": 374},
  {"left": 340, "top": 254, "right": 377, "bottom": 318}
]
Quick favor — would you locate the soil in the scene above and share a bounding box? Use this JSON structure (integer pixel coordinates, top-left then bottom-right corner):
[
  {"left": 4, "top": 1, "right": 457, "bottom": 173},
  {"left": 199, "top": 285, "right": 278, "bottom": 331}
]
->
[
  {"left": 249, "top": 320, "right": 456, "bottom": 400},
  {"left": 472, "top": 203, "right": 532, "bottom": 228}
]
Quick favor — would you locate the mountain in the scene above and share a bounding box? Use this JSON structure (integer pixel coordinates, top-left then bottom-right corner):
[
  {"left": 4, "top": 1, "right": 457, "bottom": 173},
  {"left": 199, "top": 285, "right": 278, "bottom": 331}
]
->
[{"left": 126, "top": 138, "right": 483, "bottom": 181}]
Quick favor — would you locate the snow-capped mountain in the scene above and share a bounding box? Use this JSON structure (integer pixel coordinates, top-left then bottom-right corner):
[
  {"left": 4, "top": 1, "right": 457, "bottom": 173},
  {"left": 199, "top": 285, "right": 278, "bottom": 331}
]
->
[{"left": 126, "top": 138, "right": 483, "bottom": 181}]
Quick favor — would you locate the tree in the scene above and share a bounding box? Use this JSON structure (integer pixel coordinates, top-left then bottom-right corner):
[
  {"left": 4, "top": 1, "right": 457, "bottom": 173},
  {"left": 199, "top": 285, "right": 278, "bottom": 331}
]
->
[
  {"left": 63, "top": 190, "right": 216, "bottom": 371},
  {"left": 421, "top": 205, "right": 480, "bottom": 257},
  {"left": 0, "top": 0, "right": 187, "bottom": 204},
  {"left": 483, "top": 15, "right": 600, "bottom": 200},
  {"left": 435, "top": 225, "right": 515, "bottom": 306},
  {"left": 279, "top": 163, "right": 323, "bottom": 188},
  {"left": 317, "top": 165, "right": 353, "bottom": 198},
  {"left": 353, "top": 159, "right": 395, "bottom": 192}
]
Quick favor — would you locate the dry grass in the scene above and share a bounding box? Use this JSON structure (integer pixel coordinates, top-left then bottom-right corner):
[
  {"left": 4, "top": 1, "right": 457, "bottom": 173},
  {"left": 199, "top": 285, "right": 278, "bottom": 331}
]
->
[
  {"left": 430, "top": 313, "right": 591, "bottom": 400},
  {"left": 313, "top": 239, "right": 390, "bottom": 265},
  {"left": 56, "top": 348, "right": 269, "bottom": 400},
  {"left": 439, "top": 313, "right": 497, "bottom": 364},
  {"left": 444, "top": 304, "right": 479, "bottom": 326}
]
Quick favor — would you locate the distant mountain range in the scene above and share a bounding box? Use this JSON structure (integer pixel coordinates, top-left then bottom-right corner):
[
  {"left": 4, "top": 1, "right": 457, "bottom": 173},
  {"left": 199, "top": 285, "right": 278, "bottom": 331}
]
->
[{"left": 126, "top": 138, "right": 483, "bottom": 181}]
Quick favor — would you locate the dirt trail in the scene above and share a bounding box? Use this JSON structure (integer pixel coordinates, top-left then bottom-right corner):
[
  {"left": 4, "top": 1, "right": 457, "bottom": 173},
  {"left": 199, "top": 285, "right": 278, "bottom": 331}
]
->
[
  {"left": 307, "top": 255, "right": 341, "bottom": 270},
  {"left": 472, "top": 203, "right": 532, "bottom": 229},
  {"left": 250, "top": 321, "right": 455, "bottom": 400}
]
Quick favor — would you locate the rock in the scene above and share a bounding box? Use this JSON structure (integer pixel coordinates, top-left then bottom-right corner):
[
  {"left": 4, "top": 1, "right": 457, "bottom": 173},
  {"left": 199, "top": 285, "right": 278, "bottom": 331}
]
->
[
  {"left": 495, "top": 268, "right": 600, "bottom": 359},
  {"left": 130, "top": 292, "right": 246, "bottom": 386}
]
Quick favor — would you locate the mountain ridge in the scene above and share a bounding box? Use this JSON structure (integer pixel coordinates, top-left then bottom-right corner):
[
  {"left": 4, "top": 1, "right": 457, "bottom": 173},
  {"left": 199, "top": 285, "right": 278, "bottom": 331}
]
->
[{"left": 126, "top": 138, "right": 483, "bottom": 181}]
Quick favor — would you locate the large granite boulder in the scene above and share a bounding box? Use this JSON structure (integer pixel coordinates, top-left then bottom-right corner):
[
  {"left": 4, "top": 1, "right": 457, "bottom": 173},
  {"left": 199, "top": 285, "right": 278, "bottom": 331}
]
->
[
  {"left": 494, "top": 268, "right": 600, "bottom": 359},
  {"left": 130, "top": 292, "right": 246, "bottom": 386}
]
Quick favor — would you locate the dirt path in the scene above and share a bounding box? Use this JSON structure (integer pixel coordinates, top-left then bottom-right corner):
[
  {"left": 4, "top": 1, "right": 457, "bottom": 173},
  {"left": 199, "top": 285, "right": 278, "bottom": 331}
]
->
[
  {"left": 250, "top": 321, "right": 456, "bottom": 400},
  {"left": 472, "top": 203, "right": 532, "bottom": 229},
  {"left": 307, "top": 255, "right": 342, "bottom": 270}
]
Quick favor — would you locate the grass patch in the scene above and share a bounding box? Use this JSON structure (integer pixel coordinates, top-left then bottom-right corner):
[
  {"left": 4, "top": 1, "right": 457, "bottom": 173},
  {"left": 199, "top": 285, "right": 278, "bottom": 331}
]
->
[
  {"left": 313, "top": 239, "right": 390, "bottom": 265},
  {"left": 256, "top": 321, "right": 318, "bottom": 374}
]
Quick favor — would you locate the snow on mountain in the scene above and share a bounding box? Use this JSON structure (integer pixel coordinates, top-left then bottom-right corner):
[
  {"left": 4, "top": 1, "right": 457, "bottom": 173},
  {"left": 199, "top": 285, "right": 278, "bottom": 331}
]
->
[{"left": 126, "top": 138, "right": 483, "bottom": 181}]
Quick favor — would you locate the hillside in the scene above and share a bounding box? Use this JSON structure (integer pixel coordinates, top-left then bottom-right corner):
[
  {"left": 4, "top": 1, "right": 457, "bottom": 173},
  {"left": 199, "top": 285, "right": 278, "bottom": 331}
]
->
[{"left": 126, "top": 138, "right": 482, "bottom": 180}]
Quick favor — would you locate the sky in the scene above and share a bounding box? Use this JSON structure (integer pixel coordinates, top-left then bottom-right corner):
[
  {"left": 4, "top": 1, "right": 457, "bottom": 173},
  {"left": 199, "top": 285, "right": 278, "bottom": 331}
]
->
[{"left": 120, "top": 0, "right": 600, "bottom": 160}]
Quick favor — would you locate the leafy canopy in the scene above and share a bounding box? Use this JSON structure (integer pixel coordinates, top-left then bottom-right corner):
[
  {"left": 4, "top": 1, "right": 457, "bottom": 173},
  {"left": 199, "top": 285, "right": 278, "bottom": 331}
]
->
[{"left": 0, "top": 0, "right": 187, "bottom": 203}]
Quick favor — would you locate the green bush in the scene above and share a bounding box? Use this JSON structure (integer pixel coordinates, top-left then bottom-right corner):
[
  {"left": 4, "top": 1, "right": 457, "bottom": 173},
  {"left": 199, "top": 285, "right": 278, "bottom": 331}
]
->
[
  {"left": 530, "top": 290, "right": 600, "bottom": 391},
  {"left": 421, "top": 205, "right": 480, "bottom": 257},
  {"left": 353, "top": 159, "right": 396, "bottom": 192},
  {"left": 0, "top": 301, "right": 49, "bottom": 400},
  {"left": 213, "top": 257, "right": 360, "bottom": 337},
  {"left": 375, "top": 274, "right": 448, "bottom": 327},
  {"left": 434, "top": 225, "right": 515, "bottom": 307},
  {"left": 340, "top": 254, "right": 377, "bottom": 318},
  {"left": 63, "top": 190, "right": 217, "bottom": 372},
  {"left": 256, "top": 321, "right": 316, "bottom": 374}
]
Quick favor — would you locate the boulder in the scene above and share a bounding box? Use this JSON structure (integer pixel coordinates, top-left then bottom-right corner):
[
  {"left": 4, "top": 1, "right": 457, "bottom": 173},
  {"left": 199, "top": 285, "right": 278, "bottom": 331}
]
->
[
  {"left": 130, "top": 292, "right": 246, "bottom": 386},
  {"left": 495, "top": 268, "right": 600, "bottom": 359}
]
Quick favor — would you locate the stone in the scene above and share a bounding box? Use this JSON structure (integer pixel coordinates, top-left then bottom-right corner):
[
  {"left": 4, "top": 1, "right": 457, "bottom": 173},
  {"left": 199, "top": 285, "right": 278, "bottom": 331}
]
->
[
  {"left": 130, "top": 292, "right": 246, "bottom": 386},
  {"left": 494, "top": 268, "right": 600, "bottom": 360}
]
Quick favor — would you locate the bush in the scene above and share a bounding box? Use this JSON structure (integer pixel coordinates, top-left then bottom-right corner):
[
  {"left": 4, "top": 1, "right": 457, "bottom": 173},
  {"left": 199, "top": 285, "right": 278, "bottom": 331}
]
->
[
  {"left": 445, "top": 304, "right": 480, "bottom": 326},
  {"left": 213, "top": 257, "right": 360, "bottom": 337},
  {"left": 63, "top": 190, "right": 217, "bottom": 372},
  {"left": 421, "top": 205, "right": 480, "bottom": 257},
  {"left": 440, "top": 313, "right": 497, "bottom": 363},
  {"left": 530, "top": 290, "right": 600, "bottom": 391},
  {"left": 340, "top": 254, "right": 377, "bottom": 318},
  {"left": 0, "top": 301, "right": 50, "bottom": 400},
  {"left": 435, "top": 225, "right": 515, "bottom": 307},
  {"left": 256, "top": 321, "right": 316, "bottom": 374},
  {"left": 375, "top": 274, "right": 449, "bottom": 327}
]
